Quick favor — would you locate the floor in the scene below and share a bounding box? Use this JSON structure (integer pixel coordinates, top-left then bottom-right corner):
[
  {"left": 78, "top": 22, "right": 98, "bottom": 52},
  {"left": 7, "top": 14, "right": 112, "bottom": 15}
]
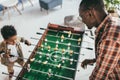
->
[{"left": 0, "top": 0, "right": 95, "bottom": 80}]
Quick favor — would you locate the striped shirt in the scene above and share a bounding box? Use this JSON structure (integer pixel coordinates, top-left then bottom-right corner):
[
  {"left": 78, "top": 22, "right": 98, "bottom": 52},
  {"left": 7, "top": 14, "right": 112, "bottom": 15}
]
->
[{"left": 89, "top": 15, "right": 120, "bottom": 80}]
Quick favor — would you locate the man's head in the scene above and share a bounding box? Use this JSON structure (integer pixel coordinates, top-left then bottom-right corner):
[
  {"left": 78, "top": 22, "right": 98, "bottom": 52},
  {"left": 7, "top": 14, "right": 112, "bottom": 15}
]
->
[
  {"left": 1, "top": 25, "right": 17, "bottom": 45},
  {"left": 79, "top": 0, "right": 107, "bottom": 29}
]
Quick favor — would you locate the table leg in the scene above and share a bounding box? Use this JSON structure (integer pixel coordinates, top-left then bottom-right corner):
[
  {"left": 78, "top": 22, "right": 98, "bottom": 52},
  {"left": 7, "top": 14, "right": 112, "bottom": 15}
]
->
[
  {"left": 7, "top": 8, "right": 10, "bottom": 20},
  {"left": 21, "top": 0, "right": 24, "bottom": 10},
  {"left": 12, "top": 6, "right": 16, "bottom": 12},
  {"left": 14, "top": 5, "right": 22, "bottom": 15}
]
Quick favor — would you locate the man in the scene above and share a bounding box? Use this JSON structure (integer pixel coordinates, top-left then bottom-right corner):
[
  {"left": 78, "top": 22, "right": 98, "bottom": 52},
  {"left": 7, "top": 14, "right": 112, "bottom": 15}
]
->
[
  {"left": 0, "top": 25, "right": 31, "bottom": 80},
  {"left": 79, "top": 0, "right": 120, "bottom": 80}
]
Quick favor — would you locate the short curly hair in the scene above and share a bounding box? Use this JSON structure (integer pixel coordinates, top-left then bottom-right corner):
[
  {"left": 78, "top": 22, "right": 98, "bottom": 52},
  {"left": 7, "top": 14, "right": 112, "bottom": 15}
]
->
[
  {"left": 79, "top": 0, "right": 104, "bottom": 11},
  {"left": 1, "top": 25, "right": 17, "bottom": 40}
]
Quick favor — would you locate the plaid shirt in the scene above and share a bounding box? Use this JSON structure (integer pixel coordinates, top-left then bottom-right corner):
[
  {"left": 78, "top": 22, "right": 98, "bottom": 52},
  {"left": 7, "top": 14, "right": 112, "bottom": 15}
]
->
[{"left": 89, "top": 15, "right": 120, "bottom": 80}]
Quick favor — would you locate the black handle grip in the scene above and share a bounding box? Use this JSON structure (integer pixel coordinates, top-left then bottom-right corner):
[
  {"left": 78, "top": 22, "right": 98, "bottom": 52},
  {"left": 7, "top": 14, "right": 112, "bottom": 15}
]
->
[
  {"left": 36, "top": 32, "right": 43, "bottom": 35},
  {"left": 90, "top": 37, "right": 94, "bottom": 40},
  {"left": 40, "top": 28, "right": 46, "bottom": 30},
  {"left": 85, "top": 33, "right": 88, "bottom": 36},
  {"left": 2, "top": 72, "right": 8, "bottom": 75},
  {"left": 9, "top": 55, "right": 15, "bottom": 57},
  {"left": 86, "top": 47, "right": 93, "bottom": 50},
  {"left": 0, "top": 51, "right": 5, "bottom": 54},
  {"left": 88, "top": 63, "right": 94, "bottom": 66},
  {"left": 90, "top": 31, "right": 93, "bottom": 36},
  {"left": 85, "top": 33, "right": 94, "bottom": 40}
]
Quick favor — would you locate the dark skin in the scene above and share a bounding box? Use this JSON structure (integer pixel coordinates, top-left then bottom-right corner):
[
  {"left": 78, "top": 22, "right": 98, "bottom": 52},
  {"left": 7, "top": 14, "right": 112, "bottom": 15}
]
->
[
  {"left": 79, "top": 6, "right": 107, "bottom": 69},
  {"left": 79, "top": 7, "right": 107, "bottom": 29},
  {"left": 4, "top": 35, "right": 31, "bottom": 58}
]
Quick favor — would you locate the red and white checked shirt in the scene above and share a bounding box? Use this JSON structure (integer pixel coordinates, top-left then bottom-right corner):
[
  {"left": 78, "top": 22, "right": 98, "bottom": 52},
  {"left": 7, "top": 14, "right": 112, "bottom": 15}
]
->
[{"left": 89, "top": 15, "right": 120, "bottom": 80}]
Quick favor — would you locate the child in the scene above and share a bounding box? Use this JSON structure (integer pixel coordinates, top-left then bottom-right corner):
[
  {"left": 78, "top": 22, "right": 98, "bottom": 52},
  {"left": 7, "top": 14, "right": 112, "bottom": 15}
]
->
[{"left": 0, "top": 25, "right": 31, "bottom": 80}]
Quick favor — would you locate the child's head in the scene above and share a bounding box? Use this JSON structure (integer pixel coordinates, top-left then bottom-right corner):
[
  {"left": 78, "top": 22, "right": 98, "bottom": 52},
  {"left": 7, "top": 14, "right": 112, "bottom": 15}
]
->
[{"left": 1, "top": 25, "right": 17, "bottom": 44}]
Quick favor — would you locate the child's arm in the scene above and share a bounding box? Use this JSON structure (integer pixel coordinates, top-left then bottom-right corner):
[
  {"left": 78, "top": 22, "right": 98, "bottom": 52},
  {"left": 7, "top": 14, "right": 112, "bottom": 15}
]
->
[
  {"left": 0, "top": 42, "right": 10, "bottom": 58},
  {"left": 17, "top": 37, "right": 31, "bottom": 46},
  {"left": 0, "top": 42, "right": 4, "bottom": 54}
]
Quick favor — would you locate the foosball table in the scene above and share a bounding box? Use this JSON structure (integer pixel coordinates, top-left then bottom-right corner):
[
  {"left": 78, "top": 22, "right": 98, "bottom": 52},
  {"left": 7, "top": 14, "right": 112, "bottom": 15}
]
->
[{"left": 16, "top": 23, "right": 89, "bottom": 80}]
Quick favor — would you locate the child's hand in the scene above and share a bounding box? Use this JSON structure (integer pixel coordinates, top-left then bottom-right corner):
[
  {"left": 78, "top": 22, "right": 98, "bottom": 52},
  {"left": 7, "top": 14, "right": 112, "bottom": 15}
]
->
[{"left": 3, "top": 53, "right": 10, "bottom": 58}]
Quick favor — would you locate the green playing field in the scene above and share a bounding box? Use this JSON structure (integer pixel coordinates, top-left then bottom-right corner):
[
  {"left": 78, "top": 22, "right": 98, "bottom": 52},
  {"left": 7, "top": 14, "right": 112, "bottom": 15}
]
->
[{"left": 21, "top": 29, "right": 83, "bottom": 80}]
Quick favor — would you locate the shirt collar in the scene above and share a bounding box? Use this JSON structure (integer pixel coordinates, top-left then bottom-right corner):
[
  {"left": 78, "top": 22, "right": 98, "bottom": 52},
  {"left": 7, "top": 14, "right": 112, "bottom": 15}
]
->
[{"left": 95, "top": 15, "right": 111, "bottom": 34}]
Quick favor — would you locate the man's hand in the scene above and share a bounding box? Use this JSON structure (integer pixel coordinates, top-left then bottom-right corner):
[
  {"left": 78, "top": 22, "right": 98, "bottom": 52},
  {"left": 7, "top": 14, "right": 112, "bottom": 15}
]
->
[
  {"left": 25, "top": 40, "right": 31, "bottom": 46},
  {"left": 81, "top": 59, "right": 96, "bottom": 69}
]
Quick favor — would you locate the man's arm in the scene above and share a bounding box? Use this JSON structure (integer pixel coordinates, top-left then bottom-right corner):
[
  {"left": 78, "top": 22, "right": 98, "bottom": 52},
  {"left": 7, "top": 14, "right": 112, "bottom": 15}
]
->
[{"left": 89, "top": 40, "right": 120, "bottom": 80}]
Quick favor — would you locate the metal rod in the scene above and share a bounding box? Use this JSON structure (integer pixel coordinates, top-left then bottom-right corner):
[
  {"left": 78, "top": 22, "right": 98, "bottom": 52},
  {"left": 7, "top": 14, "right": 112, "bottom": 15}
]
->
[
  {"left": 2, "top": 72, "right": 28, "bottom": 80},
  {"left": 31, "top": 68, "right": 73, "bottom": 80},
  {"left": 29, "top": 44, "right": 85, "bottom": 56},
  {"left": 29, "top": 50, "right": 79, "bottom": 63},
  {"left": 36, "top": 32, "right": 94, "bottom": 44},
  {"left": 30, "top": 59, "right": 76, "bottom": 71},
  {"left": 2, "top": 56, "right": 75, "bottom": 80},
  {"left": 30, "top": 44, "right": 37, "bottom": 46},
  {"left": 11, "top": 55, "right": 77, "bottom": 71},
  {"left": 31, "top": 37, "right": 93, "bottom": 50},
  {"left": 40, "top": 27, "right": 94, "bottom": 40},
  {"left": 13, "top": 65, "right": 73, "bottom": 80}
]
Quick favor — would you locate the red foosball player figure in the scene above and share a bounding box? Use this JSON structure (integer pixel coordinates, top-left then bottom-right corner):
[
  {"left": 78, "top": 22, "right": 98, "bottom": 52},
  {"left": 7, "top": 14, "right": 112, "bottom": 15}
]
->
[{"left": 0, "top": 25, "right": 31, "bottom": 80}]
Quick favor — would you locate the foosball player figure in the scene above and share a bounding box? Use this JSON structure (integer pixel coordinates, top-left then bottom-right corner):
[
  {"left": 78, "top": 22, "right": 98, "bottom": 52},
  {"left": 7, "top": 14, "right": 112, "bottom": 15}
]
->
[
  {"left": 62, "top": 49, "right": 65, "bottom": 54},
  {"left": 54, "top": 47, "right": 58, "bottom": 53},
  {"left": 61, "top": 35, "right": 65, "bottom": 42},
  {"left": 43, "top": 61, "right": 48, "bottom": 64},
  {"left": 57, "top": 64, "right": 61, "bottom": 68},
  {"left": 27, "top": 63, "right": 31, "bottom": 72},
  {"left": 62, "top": 57, "right": 65, "bottom": 63},
  {"left": 47, "top": 45, "right": 51, "bottom": 52},
  {"left": 46, "top": 53, "right": 50, "bottom": 60},
  {"left": 30, "top": 58, "right": 35, "bottom": 62},
  {"left": 70, "top": 58, "right": 74, "bottom": 65},
  {"left": 28, "top": 58, "right": 35, "bottom": 72},
  {"left": 56, "top": 40, "right": 59, "bottom": 48},
  {"left": 68, "top": 31, "right": 72, "bottom": 37},
  {"left": 38, "top": 52, "right": 42, "bottom": 58},
  {"left": 54, "top": 55, "right": 58, "bottom": 62},
  {"left": 40, "top": 44, "right": 44, "bottom": 51},
  {"left": 67, "top": 43, "right": 71, "bottom": 50},
  {"left": 48, "top": 69, "right": 52, "bottom": 78},
  {"left": 0, "top": 25, "right": 31, "bottom": 80},
  {"left": 69, "top": 50, "right": 73, "bottom": 56},
  {"left": 45, "top": 39, "right": 47, "bottom": 45},
  {"left": 78, "top": 38, "right": 81, "bottom": 45}
]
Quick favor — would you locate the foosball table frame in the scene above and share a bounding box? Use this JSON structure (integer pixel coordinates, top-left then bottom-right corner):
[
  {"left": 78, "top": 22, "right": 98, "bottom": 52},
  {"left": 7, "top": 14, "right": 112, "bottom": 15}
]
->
[{"left": 16, "top": 23, "right": 84, "bottom": 80}]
